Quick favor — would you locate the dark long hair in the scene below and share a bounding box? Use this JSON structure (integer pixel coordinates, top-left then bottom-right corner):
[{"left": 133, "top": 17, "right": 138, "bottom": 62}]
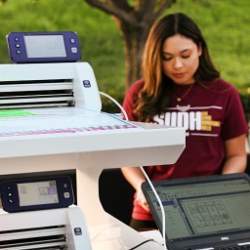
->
[{"left": 135, "top": 13, "right": 220, "bottom": 122}]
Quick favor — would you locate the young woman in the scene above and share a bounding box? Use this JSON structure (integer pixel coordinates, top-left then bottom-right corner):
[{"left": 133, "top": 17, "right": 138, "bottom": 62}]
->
[{"left": 121, "top": 13, "right": 248, "bottom": 231}]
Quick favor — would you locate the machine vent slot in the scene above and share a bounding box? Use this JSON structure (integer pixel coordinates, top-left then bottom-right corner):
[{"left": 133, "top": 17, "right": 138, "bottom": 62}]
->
[
  {"left": 0, "top": 225, "right": 68, "bottom": 249},
  {"left": 0, "top": 79, "right": 74, "bottom": 109}
]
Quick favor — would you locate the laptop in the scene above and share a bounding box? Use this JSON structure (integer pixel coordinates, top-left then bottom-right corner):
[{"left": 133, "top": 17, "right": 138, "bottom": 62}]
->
[{"left": 141, "top": 173, "right": 250, "bottom": 250}]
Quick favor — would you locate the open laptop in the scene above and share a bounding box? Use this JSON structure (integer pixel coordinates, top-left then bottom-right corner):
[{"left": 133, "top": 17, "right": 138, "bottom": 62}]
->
[{"left": 142, "top": 173, "right": 250, "bottom": 250}]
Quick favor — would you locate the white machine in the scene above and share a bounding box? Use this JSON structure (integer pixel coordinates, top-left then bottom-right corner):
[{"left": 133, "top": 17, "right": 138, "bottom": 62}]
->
[
  {"left": 0, "top": 62, "right": 185, "bottom": 249},
  {"left": 0, "top": 206, "right": 91, "bottom": 249}
]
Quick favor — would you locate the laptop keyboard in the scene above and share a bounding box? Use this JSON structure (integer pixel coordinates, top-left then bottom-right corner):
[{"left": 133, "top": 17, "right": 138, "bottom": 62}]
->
[
  {"left": 189, "top": 242, "right": 250, "bottom": 250},
  {"left": 215, "top": 242, "right": 250, "bottom": 250},
  {"left": 215, "top": 246, "right": 250, "bottom": 250},
  {"left": 190, "top": 242, "right": 250, "bottom": 250}
]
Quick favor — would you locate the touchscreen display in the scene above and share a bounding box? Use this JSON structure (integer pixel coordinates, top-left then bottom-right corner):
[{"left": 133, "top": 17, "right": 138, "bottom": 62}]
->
[
  {"left": 24, "top": 35, "right": 67, "bottom": 58},
  {"left": 18, "top": 180, "right": 59, "bottom": 206}
]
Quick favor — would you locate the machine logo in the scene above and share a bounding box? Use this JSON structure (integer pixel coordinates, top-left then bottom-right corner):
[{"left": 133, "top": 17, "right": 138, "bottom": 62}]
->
[
  {"left": 74, "top": 227, "right": 82, "bottom": 236},
  {"left": 83, "top": 80, "right": 91, "bottom": 88}
]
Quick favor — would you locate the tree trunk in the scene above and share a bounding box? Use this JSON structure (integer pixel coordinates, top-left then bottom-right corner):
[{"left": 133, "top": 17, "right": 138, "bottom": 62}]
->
[
  {"left": 121, "top": 25, "right": 146, "bottom": 87},
  {"left": 84, "top": 0, "right": 177, "bottom": 88},
  {"left": 115, "top": 18, "right": 152, "bottom": 88}
]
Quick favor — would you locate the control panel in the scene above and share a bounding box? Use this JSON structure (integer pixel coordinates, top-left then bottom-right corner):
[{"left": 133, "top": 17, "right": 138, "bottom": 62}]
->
[
  {"left": 0, "top": 176, "right": 74, "bottom": 212},
  {"left": 6, "top": 31, "right": 82, "bottom": 63}
]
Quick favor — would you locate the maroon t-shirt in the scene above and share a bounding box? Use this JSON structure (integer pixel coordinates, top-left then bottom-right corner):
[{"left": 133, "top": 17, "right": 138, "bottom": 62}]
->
[{"left": 122, "top": 79, "right": 248, "bottom": 221}]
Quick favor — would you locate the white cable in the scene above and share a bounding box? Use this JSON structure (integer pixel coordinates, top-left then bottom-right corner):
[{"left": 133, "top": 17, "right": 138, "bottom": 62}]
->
[
  {"left": 139, "top": 166, "right": 167, "bottom": 250},
  {"left": 100, "top": 90, "right": 167, "bottom": 250},
  {"left": 99, "top": 91, "right": 129, "bottom": 121}
]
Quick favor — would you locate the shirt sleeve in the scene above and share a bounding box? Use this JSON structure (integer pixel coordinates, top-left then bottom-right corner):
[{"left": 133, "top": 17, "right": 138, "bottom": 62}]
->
[
  {"left": 221, "top": 87, "right": 248, "bottom": 140},
  {"left": 122, "top": 81, "right": 142, "bottom": 121}
]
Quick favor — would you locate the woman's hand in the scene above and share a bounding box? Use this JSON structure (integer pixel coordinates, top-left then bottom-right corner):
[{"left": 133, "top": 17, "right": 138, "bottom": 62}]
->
[
  {"left": 121, "top": 166, "right": 151, "bottom": 211},
  {"left": 222, "top": 134, "right": 247, "bottom": 174},
  {"left": 135, "top": 184, "right": 151, "bottom": 212}
]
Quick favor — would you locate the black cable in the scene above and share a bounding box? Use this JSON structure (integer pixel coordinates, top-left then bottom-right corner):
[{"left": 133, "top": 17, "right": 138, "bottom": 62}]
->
[{"left": 128, "top": 239, "right": 158, "bottom": 250}]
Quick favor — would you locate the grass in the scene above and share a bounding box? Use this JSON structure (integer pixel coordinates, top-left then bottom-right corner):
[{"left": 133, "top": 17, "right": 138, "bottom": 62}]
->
[{"left": 0, "top": 0, "right": 249, "bottom": 113}]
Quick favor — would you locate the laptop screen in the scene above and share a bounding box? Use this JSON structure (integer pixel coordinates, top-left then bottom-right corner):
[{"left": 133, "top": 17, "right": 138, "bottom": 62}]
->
[{"left": 142, "top": 173, "right": 250, "bottom": 244}]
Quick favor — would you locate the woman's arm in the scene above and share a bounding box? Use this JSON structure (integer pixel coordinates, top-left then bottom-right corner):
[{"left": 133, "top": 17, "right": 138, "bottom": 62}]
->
[
  {"left": 222, "top": 134, "right": 247, "bottom": 174},
  {"left": 121, "top": 167, "right": 150, "bottom": 211}
]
